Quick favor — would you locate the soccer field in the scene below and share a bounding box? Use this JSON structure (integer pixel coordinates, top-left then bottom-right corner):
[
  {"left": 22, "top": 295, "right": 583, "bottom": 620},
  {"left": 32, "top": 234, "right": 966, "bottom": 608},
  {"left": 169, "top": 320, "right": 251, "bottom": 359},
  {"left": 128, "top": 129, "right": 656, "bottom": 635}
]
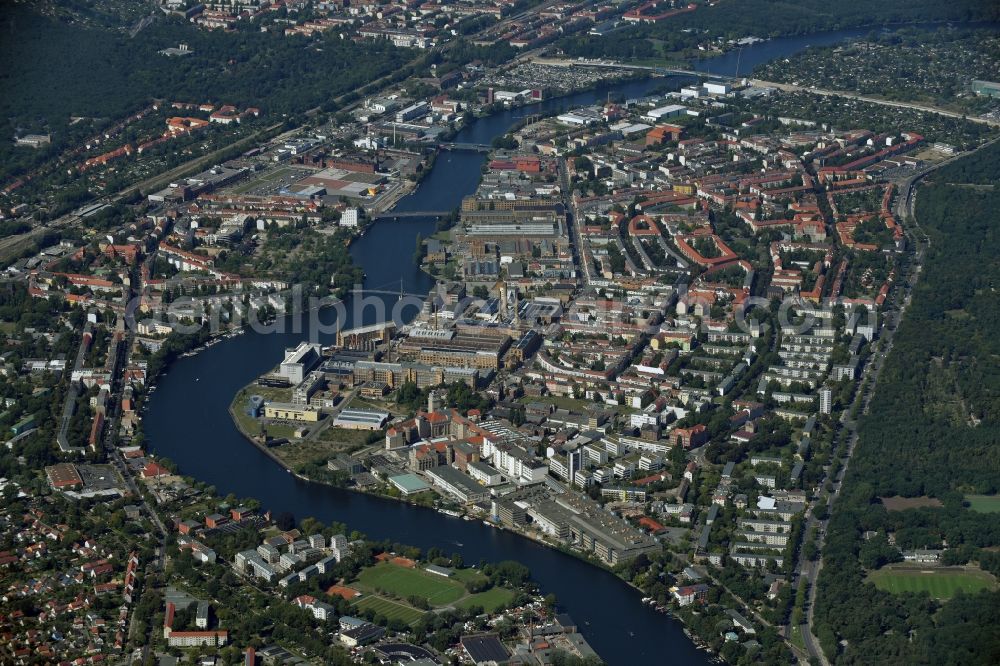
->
[
  {"left": 965, "top": 495, "right": 1000, "bottom": 513},
  {"left": 869, "top": 567, "right": 996, "bottom": 599},
  {"left": 353, "top": 595, "right": 427, "bottom": 626},
  {"left": 356, "top": 562, "right": 466, "bottom": 606}
]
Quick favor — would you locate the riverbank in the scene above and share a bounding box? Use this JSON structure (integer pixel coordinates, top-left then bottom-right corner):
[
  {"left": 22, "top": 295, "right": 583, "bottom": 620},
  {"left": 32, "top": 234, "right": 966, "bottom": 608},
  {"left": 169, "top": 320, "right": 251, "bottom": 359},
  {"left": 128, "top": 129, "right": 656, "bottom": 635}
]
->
[
  {"left": 226, "top": 397, "right": 315, "bottom": 485},
  {"left": 221, "top": 380, "right": 730, "bottom": 653},
  {"left": 145, "top": 69, "right": 756, "bottom": 665}
]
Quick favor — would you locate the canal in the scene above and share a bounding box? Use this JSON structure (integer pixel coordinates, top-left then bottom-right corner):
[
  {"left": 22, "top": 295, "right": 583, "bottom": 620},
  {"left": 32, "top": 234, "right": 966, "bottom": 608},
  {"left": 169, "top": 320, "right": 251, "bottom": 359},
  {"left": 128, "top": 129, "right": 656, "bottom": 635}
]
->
[{"left": 144, "top": 25, "right": 986, "bottom": 662}]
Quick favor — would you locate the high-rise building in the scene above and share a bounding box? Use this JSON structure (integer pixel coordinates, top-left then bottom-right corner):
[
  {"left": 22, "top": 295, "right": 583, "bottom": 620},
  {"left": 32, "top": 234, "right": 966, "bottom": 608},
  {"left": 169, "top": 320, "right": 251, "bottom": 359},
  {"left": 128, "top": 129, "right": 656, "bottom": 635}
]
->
[{"left": 819, "top": 386, "right": 833, "bottom": 415}]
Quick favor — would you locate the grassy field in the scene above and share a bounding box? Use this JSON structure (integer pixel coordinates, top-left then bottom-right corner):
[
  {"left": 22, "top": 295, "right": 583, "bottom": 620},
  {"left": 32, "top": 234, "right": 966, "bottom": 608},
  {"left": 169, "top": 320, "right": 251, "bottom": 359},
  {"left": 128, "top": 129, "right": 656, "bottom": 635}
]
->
[
  {"left": 316, "top": 423, "right": 372, "bottom": 451},
  {"left": 880, "top": 496, "right": 943, "bottom": 511},
  {"left": 455, "top": 586, "right": 516, "bottom": 613},
  {"left": 264, "top": 423, "right": 302, "bottom": 441},
  {"left": 869, "top": 566, "right": 997, "bottom": 599},
  {"left": 965, "top": 495, "right": 1000, "bottom": 513},
  {"left": 355, "top": 562, "right": 466, "bottom": 606},
  {"left": 271, "top": 434, "right": 365, "bottom": 470},
  {"left": 450, "top": 568, "right": 488, "bottom": 585},
  {"left": 789, "top": 625, "right": 807, "bottom": 653},
  {"left": 353, "top": 595, "right": 427, "bottom": 626}
]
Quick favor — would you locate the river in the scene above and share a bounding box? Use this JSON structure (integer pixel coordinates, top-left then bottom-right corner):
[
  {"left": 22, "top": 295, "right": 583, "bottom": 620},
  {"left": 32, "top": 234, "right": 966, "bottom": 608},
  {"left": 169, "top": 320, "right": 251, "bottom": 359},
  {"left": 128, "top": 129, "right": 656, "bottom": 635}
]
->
[
  {"left": 143, "top": 25, "right": 981, "bottom": 663},
  {"left": 145, "top": 75, "right": 710, "bottom": 665},
  {"left": 691, "top": 21, "right": 1000, "bottom": 78}
]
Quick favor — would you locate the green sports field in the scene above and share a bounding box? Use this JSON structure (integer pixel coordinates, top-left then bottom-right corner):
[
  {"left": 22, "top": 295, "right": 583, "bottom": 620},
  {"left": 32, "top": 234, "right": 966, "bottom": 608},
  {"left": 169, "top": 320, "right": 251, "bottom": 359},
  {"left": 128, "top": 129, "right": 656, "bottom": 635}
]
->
[
  {"left": 869, "top": 566, "right": 997, "bottom": 599},
  {"left": 353, "top": 595, "right": 427, "bottom": 626},
  {"left": 965, "top": 495, "right": 1000, "bottom": 513},
  {"left": 454, "top": 586, "right": 516, "bottom": 613},
  {"left": 356, "top": 562, "right": 466, "bottom": 606}
]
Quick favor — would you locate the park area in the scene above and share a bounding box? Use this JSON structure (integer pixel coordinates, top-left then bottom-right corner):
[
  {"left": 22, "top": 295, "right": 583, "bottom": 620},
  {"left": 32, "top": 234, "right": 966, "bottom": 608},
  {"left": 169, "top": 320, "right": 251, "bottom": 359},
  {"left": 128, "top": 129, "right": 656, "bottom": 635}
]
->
[
  {"left": 356, "top": 561, "right": 467, "bottom": 606},
  {"left": 349, "top": 561, "right": 517, "bottom": 624},
  {"left": 869, "top": 565, "right": 997, "bottom": 599},
  {"left": 965, "top": 495, "right": 1000, "bottom": 513}
]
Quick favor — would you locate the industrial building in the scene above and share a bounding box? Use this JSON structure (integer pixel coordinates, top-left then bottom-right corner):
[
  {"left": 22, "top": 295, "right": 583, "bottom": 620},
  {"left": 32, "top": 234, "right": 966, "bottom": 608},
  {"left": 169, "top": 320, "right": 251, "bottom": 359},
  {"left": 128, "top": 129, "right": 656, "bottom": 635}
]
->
[
  {"left": 332, "top": 408, "right": 389, "bottom": 430},
  {"left": 264, "top": 402, "right": 321, "bottom": 422},
  {"left": 279, "top": 342, "right": 322, "bottom": 384}
]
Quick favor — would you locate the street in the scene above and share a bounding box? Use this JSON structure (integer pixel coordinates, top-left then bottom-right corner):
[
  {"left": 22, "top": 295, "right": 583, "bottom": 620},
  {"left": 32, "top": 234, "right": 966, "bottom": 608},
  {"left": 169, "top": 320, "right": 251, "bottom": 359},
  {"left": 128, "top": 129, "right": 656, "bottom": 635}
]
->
[{"left": 781, "top": 136, "right": 1000, "bottom": 663}]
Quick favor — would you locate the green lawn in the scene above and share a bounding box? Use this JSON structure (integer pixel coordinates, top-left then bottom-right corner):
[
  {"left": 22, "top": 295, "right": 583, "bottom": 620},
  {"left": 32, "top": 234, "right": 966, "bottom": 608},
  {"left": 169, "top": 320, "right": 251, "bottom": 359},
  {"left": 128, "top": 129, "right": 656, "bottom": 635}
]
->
[
  {"left": 965, "top": 495, "right": 1000, "bottom": 513},
  {"left": 789, "top": 625, "right": 807, "bottom": 653},
  {"left": 869, "top": 566, "right": 997, "bottom": 599},
  {"left": 450, "top": 568, "right": 488, "bottom": 585},
  {"left": 353, "top": 595, "right": 427, "bottom": 626},
  {"left": 455, "top": 586, "right": 515, "bottom": 613},
  {"left": 355, "top": 563, "right": 466, "bottom": 606}
]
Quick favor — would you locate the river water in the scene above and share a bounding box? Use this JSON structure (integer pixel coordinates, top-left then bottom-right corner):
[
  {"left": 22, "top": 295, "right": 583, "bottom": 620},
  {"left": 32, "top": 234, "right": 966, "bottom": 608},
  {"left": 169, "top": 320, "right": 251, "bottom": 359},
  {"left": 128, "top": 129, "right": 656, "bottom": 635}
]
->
[
  {"left": 144, "top": 25, "right": 983, "bottom": 663},
  {"left": 145, "top": 76, "right": 707, "bottom": 665}
]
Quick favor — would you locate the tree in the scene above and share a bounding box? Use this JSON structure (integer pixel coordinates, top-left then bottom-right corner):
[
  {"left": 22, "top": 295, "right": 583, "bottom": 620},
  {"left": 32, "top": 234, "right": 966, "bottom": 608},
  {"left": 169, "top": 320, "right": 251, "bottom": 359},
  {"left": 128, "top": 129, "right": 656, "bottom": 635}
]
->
[
  {"left": 275, "top": 511, "right": 295, "bottom": 531},
  {"left": 413, "top": 233, "right": 425, "bottom": 264}
]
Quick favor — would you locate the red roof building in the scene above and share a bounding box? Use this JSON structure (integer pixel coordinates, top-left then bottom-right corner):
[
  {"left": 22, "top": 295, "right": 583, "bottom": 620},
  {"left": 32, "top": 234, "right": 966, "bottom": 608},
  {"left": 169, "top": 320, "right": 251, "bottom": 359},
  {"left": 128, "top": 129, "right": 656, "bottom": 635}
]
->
[{"left": 141, "top": 461, "right": 171, "bottom": 478}]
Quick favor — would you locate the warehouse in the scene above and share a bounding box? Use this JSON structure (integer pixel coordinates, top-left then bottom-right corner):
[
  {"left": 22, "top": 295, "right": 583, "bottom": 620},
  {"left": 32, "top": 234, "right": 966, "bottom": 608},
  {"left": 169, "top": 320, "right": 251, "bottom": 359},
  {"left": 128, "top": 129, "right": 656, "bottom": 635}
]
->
[{"left": 333, "top": 408, "right": 389, "bottom": 430}]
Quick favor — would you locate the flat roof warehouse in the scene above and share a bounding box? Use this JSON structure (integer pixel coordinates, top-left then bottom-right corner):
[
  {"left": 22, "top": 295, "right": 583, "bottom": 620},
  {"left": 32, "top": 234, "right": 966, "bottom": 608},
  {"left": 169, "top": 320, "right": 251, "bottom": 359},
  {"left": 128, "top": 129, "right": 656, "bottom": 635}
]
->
[{"left": 333, "top": 408, "right": 389, "bottom": 430}]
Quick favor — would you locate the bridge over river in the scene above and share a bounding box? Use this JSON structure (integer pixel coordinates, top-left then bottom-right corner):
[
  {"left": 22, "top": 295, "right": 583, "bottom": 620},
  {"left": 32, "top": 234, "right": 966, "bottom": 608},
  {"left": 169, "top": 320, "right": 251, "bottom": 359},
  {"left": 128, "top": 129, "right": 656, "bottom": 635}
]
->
[
  {"left": 438, "top": 142, "right": 492, "bottom": 152},
  {"left": 371, "top": 210, "right": 451, "bottom": 220}
]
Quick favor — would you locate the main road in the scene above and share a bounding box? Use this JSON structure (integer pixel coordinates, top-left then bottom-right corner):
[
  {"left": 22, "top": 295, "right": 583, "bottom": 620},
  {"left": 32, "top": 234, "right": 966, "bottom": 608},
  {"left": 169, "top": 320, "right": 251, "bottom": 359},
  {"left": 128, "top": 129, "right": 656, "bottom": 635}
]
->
[
  {"left": 747, "top": 78, "right": 1000, "bottom": 127},
  {"left": 527, "top": 56, "right": 1000, "bottom": 128},
  {"left": 791, "top": 136, "right": 1000, "bottom": 662}
]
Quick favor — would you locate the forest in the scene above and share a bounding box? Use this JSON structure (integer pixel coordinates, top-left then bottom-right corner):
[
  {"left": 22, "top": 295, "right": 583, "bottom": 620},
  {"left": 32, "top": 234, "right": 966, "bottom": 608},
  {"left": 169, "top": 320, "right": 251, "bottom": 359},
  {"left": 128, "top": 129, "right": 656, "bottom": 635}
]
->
[
  {"left": 557, "top": 0, "right": 999, "bottom": 61},
  {"left": 668, "top": 0, "right": 999, "bottom": 40},
  {"left": 812, "top": 141, "right": 1000, "bottom": 663},
  {"left": 0, "top": 4, "right": 414, "bottom": 182}
]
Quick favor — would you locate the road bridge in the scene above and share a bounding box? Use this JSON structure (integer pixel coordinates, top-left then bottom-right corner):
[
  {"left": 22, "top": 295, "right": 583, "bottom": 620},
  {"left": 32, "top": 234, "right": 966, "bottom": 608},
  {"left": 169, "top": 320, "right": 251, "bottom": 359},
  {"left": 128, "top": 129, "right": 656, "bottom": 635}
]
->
[
  {"left": 372, "top": 210, "right": 450, "bottom": 220},
  {"left": 438, "top": 143, "right": 492, "bottom": 153}
]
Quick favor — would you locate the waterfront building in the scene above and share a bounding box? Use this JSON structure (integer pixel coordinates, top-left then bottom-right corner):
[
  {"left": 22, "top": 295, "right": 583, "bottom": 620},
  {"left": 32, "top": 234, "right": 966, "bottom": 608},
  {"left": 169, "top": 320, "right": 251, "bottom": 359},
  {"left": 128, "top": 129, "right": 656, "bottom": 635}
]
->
[
  {"left": 279, "top": 342, "right": 322, "bottom": 384},
  {"left": 264, "top": 402, "right": 320, "bottom": 422}
]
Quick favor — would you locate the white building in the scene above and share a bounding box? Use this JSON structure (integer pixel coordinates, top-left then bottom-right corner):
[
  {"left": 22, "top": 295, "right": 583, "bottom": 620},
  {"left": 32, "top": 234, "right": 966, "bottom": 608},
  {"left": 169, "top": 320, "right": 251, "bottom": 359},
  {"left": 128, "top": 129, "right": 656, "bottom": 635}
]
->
[
  {"left": 341, "top": 208, "right": 360, "bottom": 228},
  {"left": 819, "top": 386, "right": 832, "bottom": 415},
  {"left": 467, "top": 461, "right": 503, "bottom": 486},
  {"left": 704, "top": 82, "right": 731, "bottom": 95},
  {"left": 644, "top": 105, "right": 686, "bottom": 122},
  {"left": 279, "top": 342, "right": 322, "bottom": 384}
]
